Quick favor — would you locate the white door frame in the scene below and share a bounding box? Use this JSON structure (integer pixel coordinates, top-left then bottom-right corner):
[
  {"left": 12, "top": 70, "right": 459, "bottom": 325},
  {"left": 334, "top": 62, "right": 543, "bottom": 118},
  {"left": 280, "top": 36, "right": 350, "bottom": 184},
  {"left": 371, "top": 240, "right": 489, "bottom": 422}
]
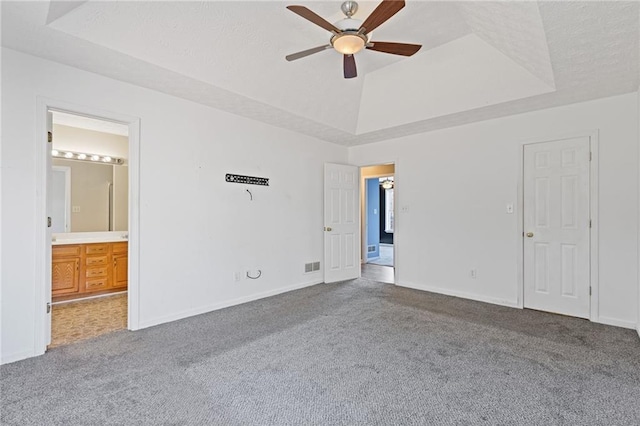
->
[
  {"left": 51, "top": 165, "right": 71, "bottom": 232},
  {"left": 516, "top": 130, "right": 599, "bottom": 322},
  {"left": 35, "top": 97, "right": 141, "bottom": 354}
]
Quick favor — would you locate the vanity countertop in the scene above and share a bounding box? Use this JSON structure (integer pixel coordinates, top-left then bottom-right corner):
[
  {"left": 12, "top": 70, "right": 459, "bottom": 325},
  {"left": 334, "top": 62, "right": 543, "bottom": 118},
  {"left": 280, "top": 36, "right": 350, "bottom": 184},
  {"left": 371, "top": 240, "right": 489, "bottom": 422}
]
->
[{"left": 52, "top": 231, "right": 128, "bottom": 245}]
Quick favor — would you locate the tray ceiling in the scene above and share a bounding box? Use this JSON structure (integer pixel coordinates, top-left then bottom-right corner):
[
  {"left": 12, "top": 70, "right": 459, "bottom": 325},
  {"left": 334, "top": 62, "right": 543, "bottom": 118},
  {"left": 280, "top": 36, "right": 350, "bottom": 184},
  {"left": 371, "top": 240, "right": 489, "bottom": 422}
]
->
[{"left": 2, "top": 1, "right": 638, "bottom": 146}]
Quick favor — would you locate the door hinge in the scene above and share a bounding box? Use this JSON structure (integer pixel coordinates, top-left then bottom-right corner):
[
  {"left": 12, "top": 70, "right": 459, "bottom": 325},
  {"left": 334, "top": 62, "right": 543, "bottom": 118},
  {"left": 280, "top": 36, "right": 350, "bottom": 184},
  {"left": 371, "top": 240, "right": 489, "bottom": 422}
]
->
[
  {"left": 47, "top": 217, "right": 52, "bottom": 228},
  {"left": 47, "top": 131, "right": 52, "bottom": 143},
  {"left": 589, "top": 152, "right": 592, "bottom": 161},
  {"left": 589, "top": 287, "right": 592, "bottom": 296},
  {"left": 46, "top": 302, "right": 51, "bottom": 314},
  {"left": 589, "top": 219, "right": 592, "bottom": 228}
]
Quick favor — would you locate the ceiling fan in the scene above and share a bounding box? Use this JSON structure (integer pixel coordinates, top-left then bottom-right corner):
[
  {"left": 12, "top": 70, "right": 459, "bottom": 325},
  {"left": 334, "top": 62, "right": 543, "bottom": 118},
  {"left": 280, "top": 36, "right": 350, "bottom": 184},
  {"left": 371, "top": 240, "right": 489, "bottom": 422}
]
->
[{"left": 285, "top": 0, "right": 421, "bottom": 79}]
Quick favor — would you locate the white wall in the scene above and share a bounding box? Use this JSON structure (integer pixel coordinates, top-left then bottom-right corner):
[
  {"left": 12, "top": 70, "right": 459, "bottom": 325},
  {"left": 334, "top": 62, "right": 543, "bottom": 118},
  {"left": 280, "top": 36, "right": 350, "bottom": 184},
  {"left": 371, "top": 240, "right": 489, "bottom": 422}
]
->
[
  {"left": 0, "top": 48, "right": 347, "bottom": 364},
  {"left": 350, "top": 93, "right": 639, "bottom": 329}
]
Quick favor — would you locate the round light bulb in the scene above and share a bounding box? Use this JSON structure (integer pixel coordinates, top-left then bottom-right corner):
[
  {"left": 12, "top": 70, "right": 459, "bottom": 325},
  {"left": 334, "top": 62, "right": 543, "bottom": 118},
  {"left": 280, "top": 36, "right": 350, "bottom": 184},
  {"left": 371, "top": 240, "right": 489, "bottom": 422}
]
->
[
  {"left": 77, "top": 153, "right": 87, "bottom": 160},
  {"left": 64, "top": 152, "right": 73, "bottom": 158},
  {"left": 103, "top": 156, "right": 112, "bottom": 162},
  {"left": 51, "top": 150, "right": 59, "bottom": 156},
  {"left": 91, "top": 155, "right": 100, "bottom": 161}
]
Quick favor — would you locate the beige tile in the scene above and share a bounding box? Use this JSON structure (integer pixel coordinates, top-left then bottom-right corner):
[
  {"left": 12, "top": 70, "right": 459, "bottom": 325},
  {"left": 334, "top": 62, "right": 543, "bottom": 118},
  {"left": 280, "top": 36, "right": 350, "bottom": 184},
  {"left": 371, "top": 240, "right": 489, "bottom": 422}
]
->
[{"left": 50, "top": 293, "right": 127, "bottom": 348}]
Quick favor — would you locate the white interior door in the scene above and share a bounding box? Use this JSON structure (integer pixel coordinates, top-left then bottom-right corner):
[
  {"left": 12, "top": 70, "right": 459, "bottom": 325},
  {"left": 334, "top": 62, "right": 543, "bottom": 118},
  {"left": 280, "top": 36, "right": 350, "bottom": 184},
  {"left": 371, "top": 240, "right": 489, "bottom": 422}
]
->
[
  {"left": 324, "top": 163, "right": 360, "bottom": 283},
  {"left": 523, "top": 136, "right": 590, "bottom": 318},
  {"left": 45, "top": 110, "right": 53, "bottom": 345}
]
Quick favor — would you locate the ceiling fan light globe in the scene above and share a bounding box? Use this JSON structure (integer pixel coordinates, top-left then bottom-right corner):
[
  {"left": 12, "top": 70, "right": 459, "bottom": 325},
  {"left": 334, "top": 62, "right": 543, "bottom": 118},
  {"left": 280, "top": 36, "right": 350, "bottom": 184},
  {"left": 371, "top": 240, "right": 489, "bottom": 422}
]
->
[{"left": 333, "top": 34, "right": 366, "bottom": 55}]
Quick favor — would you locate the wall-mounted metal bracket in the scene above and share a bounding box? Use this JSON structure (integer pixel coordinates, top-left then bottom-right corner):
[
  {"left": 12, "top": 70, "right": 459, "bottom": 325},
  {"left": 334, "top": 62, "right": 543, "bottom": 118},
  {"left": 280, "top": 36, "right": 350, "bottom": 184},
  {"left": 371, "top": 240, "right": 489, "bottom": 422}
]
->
[{"left": 225, "top": 173, "right": 269, "bottom": 186}]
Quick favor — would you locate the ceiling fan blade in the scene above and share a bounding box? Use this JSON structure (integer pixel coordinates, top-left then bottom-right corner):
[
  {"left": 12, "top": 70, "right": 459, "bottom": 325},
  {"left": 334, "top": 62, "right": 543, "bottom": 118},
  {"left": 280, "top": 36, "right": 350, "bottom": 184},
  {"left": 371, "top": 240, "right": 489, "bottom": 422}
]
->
[
  {"left": 344, "top": 54, "right": 357, "bottom": 79},
  {"left": 366, "top": 41, "right": 422, "bottom": 56},
  {"left": 358, "top": 0, "right": 405, "bottom": 35},
  {"left": 286, "top": 5, "right": 340, "bottom": 33},
  {"left": 286, "top": 45, "right": 332, "bottom": 62}
]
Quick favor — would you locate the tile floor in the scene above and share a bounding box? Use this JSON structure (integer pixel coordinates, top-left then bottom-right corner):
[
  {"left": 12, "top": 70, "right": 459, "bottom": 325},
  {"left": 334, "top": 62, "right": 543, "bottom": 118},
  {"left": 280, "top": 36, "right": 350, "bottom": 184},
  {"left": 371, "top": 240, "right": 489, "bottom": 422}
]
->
[{"left": 50, "top": 292, "right": 127, "bottom": 348}]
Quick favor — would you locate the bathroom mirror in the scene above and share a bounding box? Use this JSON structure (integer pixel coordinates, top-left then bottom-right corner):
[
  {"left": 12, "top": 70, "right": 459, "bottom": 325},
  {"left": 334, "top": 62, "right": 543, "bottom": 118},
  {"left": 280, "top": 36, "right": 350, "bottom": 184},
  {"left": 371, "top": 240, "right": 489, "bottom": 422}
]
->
[{"left": 50, "top": 113, "right": 129, "bottom": 234}]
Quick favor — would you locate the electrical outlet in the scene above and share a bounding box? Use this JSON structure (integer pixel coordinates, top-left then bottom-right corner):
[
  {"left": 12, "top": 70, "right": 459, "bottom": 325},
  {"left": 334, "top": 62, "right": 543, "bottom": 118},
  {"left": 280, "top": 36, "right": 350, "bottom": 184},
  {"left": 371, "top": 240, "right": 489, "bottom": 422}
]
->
[
  {"left": 506, "top": 204, "right": 514, "bottom": 214},
  {"left": 470, "top": 269, "right": 477, "bottom": 279},
  {"left": 72, "top": 206, "right": 81, "bottom": 213}
]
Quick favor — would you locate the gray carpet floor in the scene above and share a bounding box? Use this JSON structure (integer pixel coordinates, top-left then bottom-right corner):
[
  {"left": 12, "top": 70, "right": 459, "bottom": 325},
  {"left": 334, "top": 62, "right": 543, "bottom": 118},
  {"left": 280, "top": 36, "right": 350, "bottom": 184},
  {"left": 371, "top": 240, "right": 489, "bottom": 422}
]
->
[{"left": 2, "top": 278, "right": 639, "bottom": 425}]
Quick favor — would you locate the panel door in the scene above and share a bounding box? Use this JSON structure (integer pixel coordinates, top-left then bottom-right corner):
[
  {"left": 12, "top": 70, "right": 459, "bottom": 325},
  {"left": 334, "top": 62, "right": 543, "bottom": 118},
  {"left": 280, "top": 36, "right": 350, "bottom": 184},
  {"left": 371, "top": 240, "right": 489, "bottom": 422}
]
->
[
  {"left": 523, "top": 137, "right": 590, "bottom": 318},
  {"left": 52, "top": 257, "right": 80, "bottom": 295},
  {"left": 324, "top": 163, "right": 360, "bottom": 283},
  {"left": 113, "top": 254, "right": 128, "bottom": 289}
]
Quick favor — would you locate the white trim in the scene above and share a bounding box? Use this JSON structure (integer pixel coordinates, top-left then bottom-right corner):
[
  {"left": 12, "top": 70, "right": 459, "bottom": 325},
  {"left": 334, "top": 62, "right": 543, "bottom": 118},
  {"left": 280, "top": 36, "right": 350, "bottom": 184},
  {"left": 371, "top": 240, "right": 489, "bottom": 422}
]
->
[
  {"left": 589, "top": 133, "right": 600, "bottom": 322},
  {"left": 397, "top": 280, "right": 519, "bottom": 309},
  {"left": 516, "top": 130, "right": 600, "bottom": 322},
  {"left": 35, "top": 98, "right": 142, "bottom": 358},
  {"left": 596, "top": 316, "right": 637, "bottom": 330},
  {"left": 1, "top": 350, "right": 39, "bottom": 366},
  {"left": 34, "top": 98, "right": 48, "bottom": 357},
  {"left": 51, "top": 166, "right": 71, "bottom": 232},
  {"left": 138, "top": 280, "right": 322, "bottom": 329}
]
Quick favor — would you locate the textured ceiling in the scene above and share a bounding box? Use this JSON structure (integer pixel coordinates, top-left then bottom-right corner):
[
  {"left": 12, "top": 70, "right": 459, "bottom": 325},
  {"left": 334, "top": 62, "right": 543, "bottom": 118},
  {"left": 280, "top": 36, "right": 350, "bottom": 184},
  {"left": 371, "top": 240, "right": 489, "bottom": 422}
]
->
[{"left": 2, "top": 1, "right": 638, "bottom": 146}]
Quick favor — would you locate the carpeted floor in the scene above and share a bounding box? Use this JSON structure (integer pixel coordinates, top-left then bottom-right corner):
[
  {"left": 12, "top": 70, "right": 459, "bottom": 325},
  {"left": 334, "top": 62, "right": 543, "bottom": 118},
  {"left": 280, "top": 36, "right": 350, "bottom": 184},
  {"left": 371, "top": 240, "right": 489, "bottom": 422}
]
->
[
  {"left": 2, "top": 278, "right": 639, "bottom": 425},
  {"left": 50, "top": 293, "right": 127, "bottom": 348}
]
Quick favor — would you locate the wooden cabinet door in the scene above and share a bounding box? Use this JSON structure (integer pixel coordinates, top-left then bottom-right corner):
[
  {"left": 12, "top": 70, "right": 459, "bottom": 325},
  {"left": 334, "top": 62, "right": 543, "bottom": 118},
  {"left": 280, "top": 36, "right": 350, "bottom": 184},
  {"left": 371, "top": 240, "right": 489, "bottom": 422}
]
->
[
  {"left": 113, "top": 254, "right": 128, "bottom": 289},
  {"left": 52, "top": 257, "right": 79, "bottom": 295}
]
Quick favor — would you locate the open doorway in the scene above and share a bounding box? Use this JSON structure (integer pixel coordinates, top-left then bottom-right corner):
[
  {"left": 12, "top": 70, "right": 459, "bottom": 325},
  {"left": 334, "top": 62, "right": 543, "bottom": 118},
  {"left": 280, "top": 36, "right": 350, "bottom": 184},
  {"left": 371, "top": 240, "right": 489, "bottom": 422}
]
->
[
  {"left": 48, "top": 111, "right": 130, "bottom": 348},
  {"left": 360, "top": 164, "right": 395, "bottom": 283}
]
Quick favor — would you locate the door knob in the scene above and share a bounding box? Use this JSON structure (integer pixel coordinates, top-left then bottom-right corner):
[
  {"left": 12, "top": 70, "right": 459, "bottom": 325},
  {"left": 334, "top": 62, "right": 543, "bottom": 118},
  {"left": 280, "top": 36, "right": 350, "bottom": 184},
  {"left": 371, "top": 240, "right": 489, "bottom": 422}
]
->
[
  {"left": 324, "top": 227, "right": 332, "bottom": 232},
  {"left": 526, "top": 232, "right": 534, "bottom": 238}
]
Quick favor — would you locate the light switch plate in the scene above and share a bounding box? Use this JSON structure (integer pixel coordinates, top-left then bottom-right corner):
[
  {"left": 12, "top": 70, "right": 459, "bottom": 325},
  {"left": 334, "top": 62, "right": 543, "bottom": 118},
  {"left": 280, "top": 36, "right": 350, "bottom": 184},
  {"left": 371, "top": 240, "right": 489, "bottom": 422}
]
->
[{"left": 506, "top": 204, "right": 514, "bottom": 214}]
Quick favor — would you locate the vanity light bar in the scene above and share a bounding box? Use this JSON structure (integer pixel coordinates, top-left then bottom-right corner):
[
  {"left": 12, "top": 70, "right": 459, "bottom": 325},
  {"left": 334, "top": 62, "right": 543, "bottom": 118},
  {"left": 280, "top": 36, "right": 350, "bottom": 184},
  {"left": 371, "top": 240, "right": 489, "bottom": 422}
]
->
[{"left": 51, "top": 149, "right": 125, "bottom": 165}]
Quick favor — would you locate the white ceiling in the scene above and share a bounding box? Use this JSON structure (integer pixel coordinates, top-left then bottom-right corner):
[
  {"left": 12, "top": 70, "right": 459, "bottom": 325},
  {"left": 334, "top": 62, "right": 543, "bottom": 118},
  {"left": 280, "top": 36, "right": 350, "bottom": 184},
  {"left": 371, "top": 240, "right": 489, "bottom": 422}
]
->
[{"left": 2, "top": 1, "right": 638, "bottom": 146}]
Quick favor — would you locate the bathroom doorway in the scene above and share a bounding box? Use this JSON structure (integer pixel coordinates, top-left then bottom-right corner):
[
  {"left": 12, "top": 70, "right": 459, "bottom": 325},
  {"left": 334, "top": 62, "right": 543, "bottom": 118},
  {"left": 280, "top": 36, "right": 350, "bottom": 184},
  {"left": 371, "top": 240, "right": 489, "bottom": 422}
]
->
[{"left": 47, "top": 109, "right": 132, "bottom": 348}]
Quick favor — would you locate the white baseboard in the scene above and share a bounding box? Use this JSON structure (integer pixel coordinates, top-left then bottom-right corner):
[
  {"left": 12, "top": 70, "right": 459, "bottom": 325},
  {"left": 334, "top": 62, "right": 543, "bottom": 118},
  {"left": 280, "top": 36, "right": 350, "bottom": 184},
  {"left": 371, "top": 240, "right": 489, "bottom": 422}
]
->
[
  {"left": 138, "top": 279, "right": 322, "bottom": 330},
  {"left": 396, "top": 281, "right": 519, "bottom": 309},
  {"left": 596, "top": 316, "right": 637, "bottom": 330},
  {"left": 1, "top": 348, "right": 42, "bottom": 365}
]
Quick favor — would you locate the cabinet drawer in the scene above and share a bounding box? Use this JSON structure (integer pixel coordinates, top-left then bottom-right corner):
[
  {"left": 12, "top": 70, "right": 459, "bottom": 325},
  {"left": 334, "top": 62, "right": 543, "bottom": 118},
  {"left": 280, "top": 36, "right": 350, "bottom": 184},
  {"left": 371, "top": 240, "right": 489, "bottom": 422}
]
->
[
  {"left": 85, "top": 255, "right": 108, "bottom": 266},
  {"left": 85, "top": 267, "right": 108, "bottom": 278},
  {"left": 53, "top": 245, "right": 81, "bottom": 257},
  {"left": 112, "top": 242, "right": 128, "bottom": 254},
  {"left": 85, "top": 244, "right": 109, "bottom": 255},
  {"left": 84, "top": 278, "right": 109, "bottom": 292}
]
